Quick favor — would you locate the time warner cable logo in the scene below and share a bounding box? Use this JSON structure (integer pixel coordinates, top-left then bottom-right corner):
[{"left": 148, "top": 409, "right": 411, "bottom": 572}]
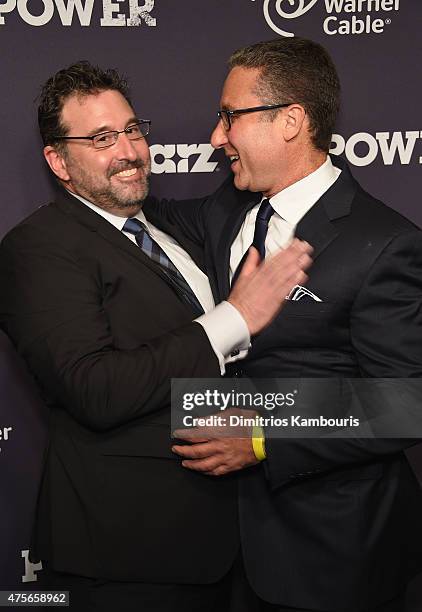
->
[
  {"left": 262, "top": 0, "right": 400, "bottom": 38},
  {"left": 0, "top": 0, "right": 155, "bottom": 26}
]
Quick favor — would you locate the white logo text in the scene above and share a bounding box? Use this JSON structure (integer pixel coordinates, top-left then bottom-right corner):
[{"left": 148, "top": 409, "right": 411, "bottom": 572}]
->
[
  {"left": 263, "top": 0, "right": 400, "bottom": 38},
  {"left": 331, "top": 130, "right": 422, "bottom": 167},
  {"left": 150, "top": 144, "right": 218, "bottom": 174},
  {"left": 0, "top": 0, "right": 156, "bottom": 26}
]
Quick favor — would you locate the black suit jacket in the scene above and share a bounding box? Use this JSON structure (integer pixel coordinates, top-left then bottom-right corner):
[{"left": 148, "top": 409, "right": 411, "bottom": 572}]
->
[
  {"left": 144, "top": 156, "right": 422, "bottom": 611},
  {"left": 0, "top": 189, "right": 239, "bottom": 583}
]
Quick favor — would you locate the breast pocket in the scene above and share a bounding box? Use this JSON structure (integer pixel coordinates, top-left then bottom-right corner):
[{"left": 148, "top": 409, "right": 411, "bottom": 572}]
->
[{"left": 282, "top": 300, "right": 335, "bottom": 318}]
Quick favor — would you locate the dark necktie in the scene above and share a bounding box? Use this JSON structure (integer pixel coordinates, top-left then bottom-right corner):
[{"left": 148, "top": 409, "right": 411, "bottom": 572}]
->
[
  {"left": 123, "top": 217, "right": 204, "bottom": 315},
  {"left": 232, "top": 198, "right": 274, "bottom": 286},
  {"left": 252, "top": 198, "right": 275, "bottom": 259}
]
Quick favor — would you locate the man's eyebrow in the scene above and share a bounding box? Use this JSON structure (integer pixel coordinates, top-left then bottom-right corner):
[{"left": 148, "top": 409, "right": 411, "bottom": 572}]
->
[
  {"left": 86, "top": 117, "right": 140, "bottom": 137},
  {"left": 126, "top": 116, "right": 140, "bottom": 127},
  {"left": 85, "top": 125, "right": 111, "bottom": 137}
]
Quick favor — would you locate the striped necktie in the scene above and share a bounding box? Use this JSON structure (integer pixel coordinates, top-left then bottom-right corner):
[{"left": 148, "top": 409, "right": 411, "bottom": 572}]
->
[{"left": 123, "top": 217, "right": 204, "bottom": 315}]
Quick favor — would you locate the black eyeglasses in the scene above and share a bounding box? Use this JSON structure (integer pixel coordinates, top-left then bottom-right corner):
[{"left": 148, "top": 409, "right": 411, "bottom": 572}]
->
[
  {"left": 53, "top": 120, "right": 151, "bottom": 150},
  {"left": 217, "top": 104, "right": 292, "bottom": 131}
]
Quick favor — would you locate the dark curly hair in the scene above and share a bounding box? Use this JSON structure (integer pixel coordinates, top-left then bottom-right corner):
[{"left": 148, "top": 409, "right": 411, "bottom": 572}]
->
[
  {"left": 229, "top": 37, "right": 340, "bottom": 152},
  {"left": 38, "top": 61, "right": 132, "bottom": 151}
]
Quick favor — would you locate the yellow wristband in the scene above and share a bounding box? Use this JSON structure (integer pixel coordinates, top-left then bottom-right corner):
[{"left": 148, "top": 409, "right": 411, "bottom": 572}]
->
[{"left": 252, "top": 425, "right": 266, "bottom": 461}]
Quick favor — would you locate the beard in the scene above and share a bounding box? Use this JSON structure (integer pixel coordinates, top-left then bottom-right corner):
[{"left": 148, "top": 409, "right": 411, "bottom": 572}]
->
[{"left": 65, "top": 156, "right": 151, "bottom": 212}]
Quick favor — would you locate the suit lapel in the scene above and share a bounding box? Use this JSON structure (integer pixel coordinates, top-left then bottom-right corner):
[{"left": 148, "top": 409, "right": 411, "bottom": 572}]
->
[
  {"left": 295, "top": 200, "right": 339, "bottom": 259},
  {"left": 53, "top": 190, "right": 203, "bottom": 314},
  {"left": 295, "top": 156, "right": 357, "bottom": 259},
  {"left": 215, "top": 192, "right": 261, "bottom": 299}
]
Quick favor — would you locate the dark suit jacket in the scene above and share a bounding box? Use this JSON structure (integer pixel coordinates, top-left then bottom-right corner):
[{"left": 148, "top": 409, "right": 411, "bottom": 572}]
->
[
  {"left": 144, "top": 156, "right": 422, "bottom": 611},
  {"left": 0, "top": 189, "right": 239, "bottom": 583}
]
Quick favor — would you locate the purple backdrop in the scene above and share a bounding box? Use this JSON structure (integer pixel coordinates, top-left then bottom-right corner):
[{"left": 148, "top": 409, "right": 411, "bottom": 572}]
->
[{"left": 1, "top": 0, "right": 422, "bottom": 605}]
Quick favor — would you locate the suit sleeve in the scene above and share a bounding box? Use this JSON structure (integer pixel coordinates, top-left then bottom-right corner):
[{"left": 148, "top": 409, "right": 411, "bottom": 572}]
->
[
  {"left": 143, "top": 176, "right": 233, "bottom": 245},
  {"left": 0, "top": 225, "right": 220, "bottom": 433},
  {"left": 264, "top": 229, "right": 422, "bottom": 488},
  {"left": 351, "top": 229, "right": 422, "bottom": 376},
  {"left": 143, "top": 195, "right": 208, "bottom": 246}
]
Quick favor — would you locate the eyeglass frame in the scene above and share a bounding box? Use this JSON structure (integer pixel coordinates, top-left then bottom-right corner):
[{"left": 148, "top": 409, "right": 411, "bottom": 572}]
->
[
  {"left": 217, "top": 104, "right": 293, "bottom": 131},
  {"left": 52, "top": 119, "right": 151, "bottom": 149}
]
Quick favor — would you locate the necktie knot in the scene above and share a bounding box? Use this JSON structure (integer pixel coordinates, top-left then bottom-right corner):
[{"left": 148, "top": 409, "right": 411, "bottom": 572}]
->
[
  {"left": 256, "top": 198, "right": 274, "bottom": 223},
  {"left": 123, "top": 217, "right": 147, "bottom": 235}
]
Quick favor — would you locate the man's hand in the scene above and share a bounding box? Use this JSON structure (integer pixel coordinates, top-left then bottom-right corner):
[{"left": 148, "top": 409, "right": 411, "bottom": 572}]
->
[
  {"left": 172, "top": 408, "right": 260, "bottom": 476},
  {"left": 228, "top": 239, "right": 312, "bottom": 336},
  {"left": 172, "top": 437, "right": 258, "bottom": 476}
]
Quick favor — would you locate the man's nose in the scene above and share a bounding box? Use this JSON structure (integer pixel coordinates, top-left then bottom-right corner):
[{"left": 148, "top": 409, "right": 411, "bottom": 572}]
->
[
  {"left": 210, "top": 119, "right": 228, "bottom": 149},
  {"left": 114, "top": 132, "right": 139, "bottom": 161}
]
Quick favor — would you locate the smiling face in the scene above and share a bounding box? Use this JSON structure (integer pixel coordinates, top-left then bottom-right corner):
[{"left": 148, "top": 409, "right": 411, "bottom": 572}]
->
[
  {"left": 211, "top": 66, "right": 290, "bottom": 198},
  {"left": 44, "top": 89, "right": 151, "bottom": 217}
]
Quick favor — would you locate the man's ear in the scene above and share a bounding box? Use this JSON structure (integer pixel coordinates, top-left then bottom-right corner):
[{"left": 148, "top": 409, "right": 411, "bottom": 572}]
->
[
  {"left": 43, "top": 146, "right": 70, "bottom": 182},
  {"left": 281, "top": 104, "right": 307, "bottom": 143}
]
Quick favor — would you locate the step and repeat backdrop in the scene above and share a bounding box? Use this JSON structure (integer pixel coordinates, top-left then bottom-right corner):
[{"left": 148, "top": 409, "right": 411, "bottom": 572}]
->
[{"left": 1, "top": 0, "right": 422, "bottom": 604}]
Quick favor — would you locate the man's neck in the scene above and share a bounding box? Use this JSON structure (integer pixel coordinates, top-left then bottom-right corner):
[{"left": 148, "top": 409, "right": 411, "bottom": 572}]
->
[
  {"left": 265, "top": 149, "right": 328, "bottom": 198},
  {"left": 64, "top": 186, "right": 142, "bottom": 218}
]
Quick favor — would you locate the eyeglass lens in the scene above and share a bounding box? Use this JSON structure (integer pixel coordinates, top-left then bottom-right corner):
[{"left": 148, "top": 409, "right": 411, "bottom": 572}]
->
[{"left": 92, "top": 122, "right": 150, "bottom": 149}]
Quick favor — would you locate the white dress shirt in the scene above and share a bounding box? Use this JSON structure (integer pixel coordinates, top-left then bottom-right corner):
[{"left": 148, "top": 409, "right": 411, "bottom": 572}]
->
[
  {"left": 230, "top": 157, "right": 342, "bottom": 279},
  {"left": 70, "top": 192, "right": 250, "bottom": 373}
]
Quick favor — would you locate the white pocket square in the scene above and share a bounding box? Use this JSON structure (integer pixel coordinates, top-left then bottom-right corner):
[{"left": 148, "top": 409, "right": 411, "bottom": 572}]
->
[{"left": 287, "top": 285, "right": 322, "bottom": 302}]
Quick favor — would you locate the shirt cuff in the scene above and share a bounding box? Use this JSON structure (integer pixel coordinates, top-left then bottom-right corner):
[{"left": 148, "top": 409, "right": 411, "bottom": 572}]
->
[{"left": 195, "top": 301, "right": 250, "bottom": 374}]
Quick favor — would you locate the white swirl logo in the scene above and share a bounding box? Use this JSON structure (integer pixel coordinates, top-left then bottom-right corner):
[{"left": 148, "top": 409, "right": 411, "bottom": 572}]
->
[{"left": 263, "top": 0, "right": 319, "bottom": 37}]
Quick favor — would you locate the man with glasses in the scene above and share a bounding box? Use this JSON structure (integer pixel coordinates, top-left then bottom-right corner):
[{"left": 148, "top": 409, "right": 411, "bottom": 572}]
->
[
  {"left": 144, "top": 38, "right": 422, "bottom": 612},
  {"left": 0, "top": 61, "right": 312, "bottom": 611}
]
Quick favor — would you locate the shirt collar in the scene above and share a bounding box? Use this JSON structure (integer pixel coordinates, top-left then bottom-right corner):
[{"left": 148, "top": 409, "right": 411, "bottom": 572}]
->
[
  {"left": 68, "top": 191, "right": 148, "bottom": 231},
  {"left": 268, "top": 156, "right": 341, "bottom": 227}
]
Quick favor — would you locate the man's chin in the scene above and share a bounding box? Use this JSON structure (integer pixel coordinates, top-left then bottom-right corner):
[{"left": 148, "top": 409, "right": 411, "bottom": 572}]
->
[
  {"left": 112, "top": 184, "right": 149, "bottom": 208},
  {"left": 96, "top": 191, "right": 148, "bottom": 215},
  {"left": 232, "top": 173, "right": 248, "bottom": 192}
]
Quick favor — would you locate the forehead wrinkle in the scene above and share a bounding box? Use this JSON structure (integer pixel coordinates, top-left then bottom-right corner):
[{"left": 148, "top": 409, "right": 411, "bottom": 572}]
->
[
  {"left": 69, "top": 115, "right": 140, "bottom": 138},
  {"left": 61, "top": 90, "right": 137, "bottom": 136},
  {"left": 89, "top": 116, "right": 140, "bottom": 135}
]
